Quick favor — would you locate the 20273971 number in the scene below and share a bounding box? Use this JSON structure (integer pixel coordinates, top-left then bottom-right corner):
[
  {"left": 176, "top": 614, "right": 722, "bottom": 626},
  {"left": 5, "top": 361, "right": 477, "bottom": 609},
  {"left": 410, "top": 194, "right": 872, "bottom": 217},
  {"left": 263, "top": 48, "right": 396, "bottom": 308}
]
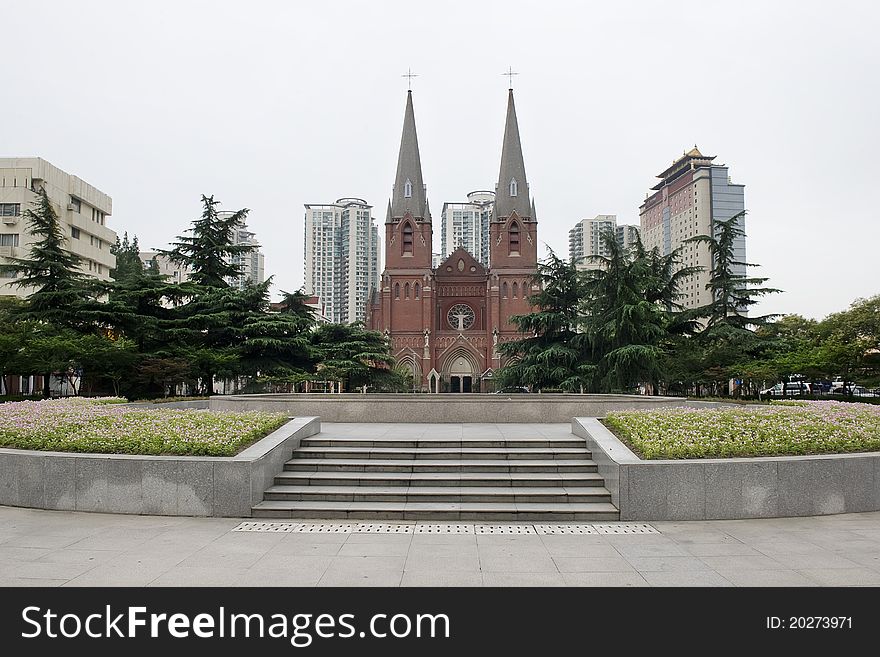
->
[{"left": 766, "top": 617, "right": 852, "bottom": 629}]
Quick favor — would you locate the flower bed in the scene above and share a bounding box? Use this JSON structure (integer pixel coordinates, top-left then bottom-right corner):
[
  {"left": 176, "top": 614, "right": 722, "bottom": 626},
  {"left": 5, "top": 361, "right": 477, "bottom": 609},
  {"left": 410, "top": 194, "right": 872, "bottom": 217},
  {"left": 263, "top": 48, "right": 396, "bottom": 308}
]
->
[
  {"left": 604, "top": 400, "right": 880, "bottom": 459},
  {"left": 0, "top": 397, "right": 288, "bottom": 456}
]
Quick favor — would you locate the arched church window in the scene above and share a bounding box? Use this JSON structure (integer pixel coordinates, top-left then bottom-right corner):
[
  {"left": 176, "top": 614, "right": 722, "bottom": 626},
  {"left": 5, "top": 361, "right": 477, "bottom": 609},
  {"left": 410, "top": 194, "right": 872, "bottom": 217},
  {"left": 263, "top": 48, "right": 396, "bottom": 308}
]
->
[
  {"left": 403, "top": 223, "right": 413, "bottom": 254},
  {"left": 404, "top": 282, "right": 410, "bottom": 299},
  {"left": 509, "top": 221, "right": 520, "bottom": 254},
  {"left": 502, "top": 282, "right": 508, "bottom": 298},
  {"left": 404, "top": 178, "right": 412, "bottom": 198},
  {"left": 523, "top": 280, "right": 529, "bottom": 298},
  {"left": 509, "top": 178, "right": 517, "bottom": 197},
  {"left": 414, "top": 283, "right": 420, "bottom": 299},
  {"left": 394, "top": 283, "right": 400, "bottom": 299},
  {"left": 512, "top": 282, "right": 518, "bottom": 298}
]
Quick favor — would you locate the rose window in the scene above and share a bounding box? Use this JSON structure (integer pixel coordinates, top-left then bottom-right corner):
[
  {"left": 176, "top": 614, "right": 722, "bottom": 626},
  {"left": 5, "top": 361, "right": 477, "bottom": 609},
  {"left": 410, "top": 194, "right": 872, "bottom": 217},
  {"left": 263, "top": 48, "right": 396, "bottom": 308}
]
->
[{"left": 447, "top": 304, "right": 475, "bottom": 331}]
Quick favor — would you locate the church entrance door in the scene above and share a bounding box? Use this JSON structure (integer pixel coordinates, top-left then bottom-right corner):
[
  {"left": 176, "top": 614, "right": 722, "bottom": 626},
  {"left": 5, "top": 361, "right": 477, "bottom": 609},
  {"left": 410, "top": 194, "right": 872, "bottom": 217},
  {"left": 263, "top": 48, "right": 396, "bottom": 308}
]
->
[
  {"left": 448, "top": 355, "right": 475, "bottom": 394},
  {"left": 450, "top": 376, "right": 472, "bottom": 393}
]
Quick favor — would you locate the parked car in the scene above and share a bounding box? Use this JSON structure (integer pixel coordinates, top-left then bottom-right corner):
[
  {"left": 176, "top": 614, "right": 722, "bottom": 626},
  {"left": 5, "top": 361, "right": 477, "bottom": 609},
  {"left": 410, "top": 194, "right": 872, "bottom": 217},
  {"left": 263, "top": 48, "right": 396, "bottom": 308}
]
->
[
  {"left": 760, "top": 382, "right": 810, "bottom": 397},
  {"left": 830, "top": 384, "right": 877, "bottom": 397},
  {"left": 494, "top": 386, "right": 530, "bottom": 394}
]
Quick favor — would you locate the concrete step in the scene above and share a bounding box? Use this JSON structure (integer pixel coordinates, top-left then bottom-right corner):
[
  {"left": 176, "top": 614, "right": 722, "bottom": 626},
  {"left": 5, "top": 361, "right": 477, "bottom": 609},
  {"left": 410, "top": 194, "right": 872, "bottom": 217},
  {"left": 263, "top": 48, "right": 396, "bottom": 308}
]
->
[
  {"left": 292, "top": 446, "right": 590, "bottom": 460},
  {"left": 263, "top": 485, "right": 612, "bottom": 503},
  {"left": 302, "top": 437, "right": 586, "bottom": 449},
  {"left": 274, "top": 471, "right": 606, "bottom": 488},
  {"left": 251, "top": 500, "right": 621, "bottom": 521},
  {"left": 284, "top": 458, "right": 598, "bottom": 473}
]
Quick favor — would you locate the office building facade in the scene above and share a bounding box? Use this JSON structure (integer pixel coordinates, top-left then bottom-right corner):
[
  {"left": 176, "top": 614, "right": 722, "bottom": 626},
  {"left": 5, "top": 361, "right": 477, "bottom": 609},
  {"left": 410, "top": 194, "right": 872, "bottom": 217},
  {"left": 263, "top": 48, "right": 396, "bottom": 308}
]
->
[
  {"left": 0, "top": 158, "right": 116, "bottom": 297},
  {"left": 639, "top": 147, "right": 745, "bottom": 310}
]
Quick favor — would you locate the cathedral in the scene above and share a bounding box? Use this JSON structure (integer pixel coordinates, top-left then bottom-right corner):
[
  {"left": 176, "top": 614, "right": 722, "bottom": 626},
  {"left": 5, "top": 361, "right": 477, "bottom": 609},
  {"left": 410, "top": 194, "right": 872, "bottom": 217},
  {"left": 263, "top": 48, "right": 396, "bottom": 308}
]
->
[{"left": 366, "top": 88, "right": 538, "bottom": 392}]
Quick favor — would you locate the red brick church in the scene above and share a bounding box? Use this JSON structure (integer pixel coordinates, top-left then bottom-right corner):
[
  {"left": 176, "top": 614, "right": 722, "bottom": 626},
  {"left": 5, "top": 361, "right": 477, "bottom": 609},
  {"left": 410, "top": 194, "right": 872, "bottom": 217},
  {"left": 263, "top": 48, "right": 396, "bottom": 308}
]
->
[{"left": 367, "top": 89, "right": 538, "bottom": 392}]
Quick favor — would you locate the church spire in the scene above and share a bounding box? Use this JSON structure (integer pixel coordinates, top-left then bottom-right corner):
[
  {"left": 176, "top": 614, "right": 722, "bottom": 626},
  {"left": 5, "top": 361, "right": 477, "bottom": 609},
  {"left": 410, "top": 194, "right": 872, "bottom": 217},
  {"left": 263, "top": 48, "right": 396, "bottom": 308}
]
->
[
  {"left": 495, "top": 88, "right": 530, "bottom": 220},
  {"left": 390, "top": 90, "right": 428, "bottom": 222}
]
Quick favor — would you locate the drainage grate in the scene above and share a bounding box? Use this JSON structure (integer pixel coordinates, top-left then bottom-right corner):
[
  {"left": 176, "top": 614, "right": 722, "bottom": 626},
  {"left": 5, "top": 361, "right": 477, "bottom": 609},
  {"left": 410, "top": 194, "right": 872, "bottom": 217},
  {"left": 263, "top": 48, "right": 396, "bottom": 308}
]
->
[
  {"left": 414, "top": 524, "right": 475, "bottom": 534},
  {"left": 474, "top": 525, "right": 536, "bottom": 535},
  {"left": 290, "top": 523, "right": 354, "bottom": 533},
  {"left": 232, "top": 522, "right": 299, "bottom": 533},
  {"left": 354, "top": 523, "right": 414, "bottom": 534},
  {"left": 534, "top": 524, "right": 598, "bottom": 535},
  {"left": 593, "top": 523, "right": 659, "bottom": 535}
]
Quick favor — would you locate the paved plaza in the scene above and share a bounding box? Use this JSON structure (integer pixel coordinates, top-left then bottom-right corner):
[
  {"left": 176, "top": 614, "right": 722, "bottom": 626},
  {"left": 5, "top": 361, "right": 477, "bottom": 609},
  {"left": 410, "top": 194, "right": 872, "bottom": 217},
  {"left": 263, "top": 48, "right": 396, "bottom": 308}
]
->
[{"left": 2, "top": 504, "right": 880, "bottom": 587}]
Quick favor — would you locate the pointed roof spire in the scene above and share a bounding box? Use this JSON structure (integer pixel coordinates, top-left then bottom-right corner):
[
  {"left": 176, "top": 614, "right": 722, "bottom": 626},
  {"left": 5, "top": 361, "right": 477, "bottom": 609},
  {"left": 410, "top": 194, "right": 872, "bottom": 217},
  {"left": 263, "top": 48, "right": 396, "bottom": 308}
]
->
[
  {"left": 385, "top": 199, "right": 392, "bottom": 222},
  {"left": 390, "top": 90, "right": 428, "bottom": 222},
  {"left": 495, "top": 88, "right": 530, "bottom": 220},
  {"left": 530, "top": 198, "right": 537, "bottom": 223}
]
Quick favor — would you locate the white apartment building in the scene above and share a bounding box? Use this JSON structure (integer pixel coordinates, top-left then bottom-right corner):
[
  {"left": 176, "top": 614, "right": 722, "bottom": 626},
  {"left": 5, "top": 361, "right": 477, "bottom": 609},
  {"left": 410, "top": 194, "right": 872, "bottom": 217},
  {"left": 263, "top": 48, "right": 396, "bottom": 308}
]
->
[
  {"left": 639, "top": 147, "right": 745, "bottom": 310},
  {"left": 0, "top": 158, "right": 116, "bottom": 297},
  {"left": 303, "top": 198, "right": 380, "bottom": 324},
  {"left": 568, "top": 214, "right": 640, "bottom": 270},
  {"left": 440, "top": 190, "right": 493, "bottom": 266},
  {"left": 219, "top": 211, "right": 265, "bottom": 290},
  {"left": 138, "top": 251, "right": 193, "bottom": 284}
]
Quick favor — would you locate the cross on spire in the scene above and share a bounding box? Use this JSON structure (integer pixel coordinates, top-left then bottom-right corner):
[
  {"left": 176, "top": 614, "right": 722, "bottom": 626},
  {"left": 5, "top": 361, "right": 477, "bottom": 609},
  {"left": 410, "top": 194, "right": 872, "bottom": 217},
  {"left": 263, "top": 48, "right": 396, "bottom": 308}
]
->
[
  {"left": 402, "top": 68, "right": 418, "bottom": 90},
  {"left": 502, "top": 66, "right": 518, "bottom": 89}
]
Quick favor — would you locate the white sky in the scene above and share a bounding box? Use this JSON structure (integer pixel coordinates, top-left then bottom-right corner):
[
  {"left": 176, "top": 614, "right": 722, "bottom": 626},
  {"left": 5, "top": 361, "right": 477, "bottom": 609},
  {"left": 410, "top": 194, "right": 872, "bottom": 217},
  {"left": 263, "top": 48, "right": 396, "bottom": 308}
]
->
[{"left": 4, "top": 0, "right": 878, "bottom": 320}]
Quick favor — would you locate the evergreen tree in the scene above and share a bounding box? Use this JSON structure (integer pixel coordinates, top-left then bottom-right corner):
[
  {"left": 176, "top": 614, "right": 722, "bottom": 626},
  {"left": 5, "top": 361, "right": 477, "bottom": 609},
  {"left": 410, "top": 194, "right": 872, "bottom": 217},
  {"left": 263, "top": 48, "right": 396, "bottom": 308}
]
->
[
  {"left": 496, "top": 250, "right": 593, "bottom": 392},
  {"left": 0, "top": 187, "right": 92, "bottom": 327},
  {"left": 582, "top": 234, "right": 695, "bottom": 393},
  {"left": 684, "top": 211, "right": 781, "bottom": 395},
  {"left": 160, "top": 195, "right": 253, "bottom": 288},
  {"left": 687, "top": 211, "right": 780, "bottom": 330},
  {"left": 309, "top": 323, "right": 400, "bottom": 392}
]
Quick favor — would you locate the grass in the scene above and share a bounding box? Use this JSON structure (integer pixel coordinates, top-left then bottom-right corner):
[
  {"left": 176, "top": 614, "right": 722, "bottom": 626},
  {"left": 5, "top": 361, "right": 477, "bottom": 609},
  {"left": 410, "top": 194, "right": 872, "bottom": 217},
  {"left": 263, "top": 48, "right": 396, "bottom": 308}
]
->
[
  {"left": 603, "top": 400, "right": 880, "bottom": 459},
  {"left": 0, "top": 397, "right": 289, "bottom": 456}
]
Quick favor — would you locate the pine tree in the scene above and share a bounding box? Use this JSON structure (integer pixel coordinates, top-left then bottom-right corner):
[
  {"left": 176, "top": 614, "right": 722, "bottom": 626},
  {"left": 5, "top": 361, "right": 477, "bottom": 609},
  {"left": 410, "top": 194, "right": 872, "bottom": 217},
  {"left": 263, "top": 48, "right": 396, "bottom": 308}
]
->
[
  {"left": 496, "top": 249, "right": 593, "bottom": 392},
  {"left": 0, "top": 187, "right": 92, "bottom": 326},
  {"left": 160, "top": 195, "right": 254, "bottom": 288},
  {"left": 582, "top": 234, "right": 695, "bottom": 393},
  {"left": 309, "top": 323, "right": 399, "bottom": 392},
  {"left": 687, "top": 211, "right": 780, "bottom": 330},
  {"left": 685, "top": 211, "right": 782, "bottom": 394}
]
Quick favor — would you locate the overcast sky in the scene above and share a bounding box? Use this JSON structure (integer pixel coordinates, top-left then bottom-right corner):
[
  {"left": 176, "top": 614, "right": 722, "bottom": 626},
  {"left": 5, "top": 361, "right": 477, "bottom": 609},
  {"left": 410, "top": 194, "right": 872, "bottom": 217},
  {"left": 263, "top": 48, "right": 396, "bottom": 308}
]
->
[{"left": 4, "top": 0, "right": 878, "bottom": 320}]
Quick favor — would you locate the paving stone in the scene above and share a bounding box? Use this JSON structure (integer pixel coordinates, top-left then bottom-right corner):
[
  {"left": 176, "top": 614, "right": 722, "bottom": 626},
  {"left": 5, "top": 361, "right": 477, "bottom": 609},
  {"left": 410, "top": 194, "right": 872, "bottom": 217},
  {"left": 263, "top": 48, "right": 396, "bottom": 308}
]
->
[
  {"left": 401, "top": 571, "right": 483, "bottom": 587},
  {"left": 623, "top": 556, "right": 712, "bottom": 572},
  {"left": 481, "top": 572, "right": 566, "bottom": 586},
  {"left": 714, "top": 569, "right": 817, "bottom": 587},
  {"left": 552, "top": 556, "right": 636, "bottom": 573},
  {"left": 561, "top": 572, "right": 648, "bottom": 587},
  {"left": 798, "top": 568, "right": 880, "bottom": 586},
  {"left": 478, "top": 555, "right": 558, "bottom": 573},
  {"left": 404, "top": 554, "right": 482, "bottom": 572},
  {"left": 640, "top": 571, "right": 733, "bottom": 587}
]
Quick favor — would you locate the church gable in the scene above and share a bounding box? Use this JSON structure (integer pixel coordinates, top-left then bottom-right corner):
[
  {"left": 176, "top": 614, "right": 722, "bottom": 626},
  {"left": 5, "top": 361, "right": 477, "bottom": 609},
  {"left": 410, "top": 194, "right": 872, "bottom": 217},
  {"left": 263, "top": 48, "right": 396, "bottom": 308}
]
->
[{"left": 435, "top": 247, "right": 487, "bottom": 280}]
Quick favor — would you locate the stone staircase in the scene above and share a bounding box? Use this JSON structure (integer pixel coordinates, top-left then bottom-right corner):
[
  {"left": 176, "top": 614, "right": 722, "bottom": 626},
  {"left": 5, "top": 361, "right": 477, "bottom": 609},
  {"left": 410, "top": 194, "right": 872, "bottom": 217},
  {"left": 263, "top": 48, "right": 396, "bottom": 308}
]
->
[{"left": 251, "top": 428, "right": 619, "bottom": 521}]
